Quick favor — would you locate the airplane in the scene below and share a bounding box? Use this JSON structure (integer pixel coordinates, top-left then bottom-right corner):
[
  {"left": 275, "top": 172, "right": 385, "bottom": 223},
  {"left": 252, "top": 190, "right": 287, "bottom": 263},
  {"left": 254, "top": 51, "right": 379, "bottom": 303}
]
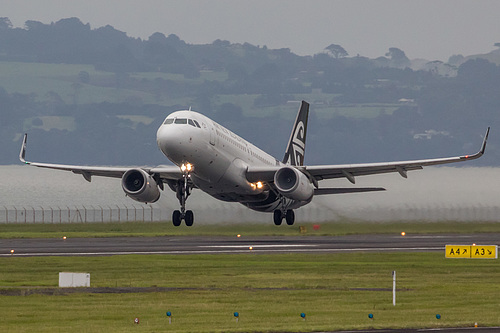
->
[{"left": 19, "top": 101, "right": 489, "bottom": 226}]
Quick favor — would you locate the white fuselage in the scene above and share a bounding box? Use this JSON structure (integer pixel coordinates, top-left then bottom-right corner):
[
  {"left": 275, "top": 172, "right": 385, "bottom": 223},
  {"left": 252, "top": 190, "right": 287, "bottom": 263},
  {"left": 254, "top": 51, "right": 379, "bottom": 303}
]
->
[{"left": 156, "top": 110, "right": 296, "bottom": 212}]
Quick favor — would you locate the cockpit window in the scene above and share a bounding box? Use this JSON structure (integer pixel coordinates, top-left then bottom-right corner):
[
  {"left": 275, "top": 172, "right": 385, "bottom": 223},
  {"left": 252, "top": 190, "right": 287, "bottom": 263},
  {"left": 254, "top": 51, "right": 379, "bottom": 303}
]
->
[{"left": 165, "top": 117, "right": 200, "bottom": 128}]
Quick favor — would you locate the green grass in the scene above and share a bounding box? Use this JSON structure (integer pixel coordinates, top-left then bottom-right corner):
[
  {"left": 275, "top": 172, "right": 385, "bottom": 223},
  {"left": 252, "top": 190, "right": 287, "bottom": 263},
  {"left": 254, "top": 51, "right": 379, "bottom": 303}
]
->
[
  {"left": 1, "top": 221, "right": 500, "bottom": 239},
  {"left": 0, "top": 252, "right": 499, "bottom": 332},
  {"left": 0, "top": 61, "right": 404, "bottom": 120},
  {"left": 0, "top": 62, "right": 107, "bottom": 102},
  {"left": 0, "top": 61, "right": 177, "bottom": 105},
  {"left": 131, "top": 70, "right": 228, "bottom": 83}
]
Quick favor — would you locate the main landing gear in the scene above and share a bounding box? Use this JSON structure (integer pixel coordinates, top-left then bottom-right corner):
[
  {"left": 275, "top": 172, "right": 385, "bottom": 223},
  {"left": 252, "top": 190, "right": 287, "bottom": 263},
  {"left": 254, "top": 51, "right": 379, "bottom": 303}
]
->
[
  {"left": 273, "top": 209, "right": 295, "bottom": 226},
  {"left": 172, "top": 166, "right": 194, "bottom": 227}
]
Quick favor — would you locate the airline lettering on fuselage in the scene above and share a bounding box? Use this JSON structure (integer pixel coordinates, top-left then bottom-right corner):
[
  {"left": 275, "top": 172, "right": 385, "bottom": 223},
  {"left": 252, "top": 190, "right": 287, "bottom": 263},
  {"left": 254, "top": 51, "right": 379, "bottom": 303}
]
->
[{"left": 291, "top": 121, "right": 305, "bottom": 166}]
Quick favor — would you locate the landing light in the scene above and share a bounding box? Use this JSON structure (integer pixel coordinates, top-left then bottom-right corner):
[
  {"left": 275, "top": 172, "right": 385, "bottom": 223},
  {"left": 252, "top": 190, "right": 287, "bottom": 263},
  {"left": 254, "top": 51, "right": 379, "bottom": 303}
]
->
[
  {"left": 181, "top": 163, "right": 193, "bottom": 173},
  {"left": 250, "top": 181, "right": 264, "bottom": 190}
]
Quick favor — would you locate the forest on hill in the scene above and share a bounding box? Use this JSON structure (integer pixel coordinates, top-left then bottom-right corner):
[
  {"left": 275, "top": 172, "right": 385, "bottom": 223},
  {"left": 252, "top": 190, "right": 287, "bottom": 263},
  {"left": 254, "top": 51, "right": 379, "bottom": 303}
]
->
[{"left": 0, "top": 17, "right": 499, "bottom": 166}]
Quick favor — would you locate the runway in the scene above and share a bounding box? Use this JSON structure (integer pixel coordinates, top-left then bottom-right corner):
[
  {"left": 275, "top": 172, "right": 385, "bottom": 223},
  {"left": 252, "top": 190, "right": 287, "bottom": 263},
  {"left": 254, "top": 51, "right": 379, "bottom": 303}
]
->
[{"left": 2, "top": 233, "right": 499, "bottom": 257}]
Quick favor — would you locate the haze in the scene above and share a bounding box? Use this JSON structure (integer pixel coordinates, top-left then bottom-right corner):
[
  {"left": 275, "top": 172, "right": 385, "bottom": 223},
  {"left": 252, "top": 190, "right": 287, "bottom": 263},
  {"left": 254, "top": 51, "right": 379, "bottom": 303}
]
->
[
  {"left": 3, "top": 166, "right": 500, "bottom": 223},
  {"left": 2, "top": 0, "right": 500, "bottom": 61}
]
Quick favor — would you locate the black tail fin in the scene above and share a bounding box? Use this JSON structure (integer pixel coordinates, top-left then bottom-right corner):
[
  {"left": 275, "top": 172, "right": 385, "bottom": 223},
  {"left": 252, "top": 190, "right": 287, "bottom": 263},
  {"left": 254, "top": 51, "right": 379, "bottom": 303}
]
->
[{"left": 282, "top": 101, "right": 309, "bottom": 166}]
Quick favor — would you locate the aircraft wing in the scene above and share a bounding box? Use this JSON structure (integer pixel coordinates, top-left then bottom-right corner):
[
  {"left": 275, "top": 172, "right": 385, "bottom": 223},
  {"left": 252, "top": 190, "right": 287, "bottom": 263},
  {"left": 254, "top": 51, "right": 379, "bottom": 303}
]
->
[
  {"left": 247, "top": 127, "right": 489, "bottom": 185},
  {"left": 19, "top": 134, "right": 182, "bottom": 182}
]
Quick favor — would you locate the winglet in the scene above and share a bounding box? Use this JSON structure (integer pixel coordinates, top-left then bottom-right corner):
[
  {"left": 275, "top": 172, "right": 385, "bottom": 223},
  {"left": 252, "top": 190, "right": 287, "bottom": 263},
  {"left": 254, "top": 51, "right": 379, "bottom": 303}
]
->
[
  {"left": 480, "top": 127, "right": 490, "bottom": 155},
  {"left": 463, "top": 127, "right": 489, "bottom": 161},
  {"left": 19, "top": 133, "right": 29, "bottom": 164}
]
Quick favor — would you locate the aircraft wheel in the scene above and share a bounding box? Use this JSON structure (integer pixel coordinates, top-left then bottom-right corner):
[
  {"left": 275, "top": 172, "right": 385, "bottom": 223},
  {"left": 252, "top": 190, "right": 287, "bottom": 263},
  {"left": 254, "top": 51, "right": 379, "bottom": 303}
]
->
[
  {"left": 184, "top": 210, "right": 194, "bottom": 227},
  {"left": 273, "top": 210, "right": 283, "bottom": 225},
  {"left": 285, "top": 210, "right": 295, "bottom": 225},
  {"left": 172, "top": 210, "right": 182, "bottom": 227}
]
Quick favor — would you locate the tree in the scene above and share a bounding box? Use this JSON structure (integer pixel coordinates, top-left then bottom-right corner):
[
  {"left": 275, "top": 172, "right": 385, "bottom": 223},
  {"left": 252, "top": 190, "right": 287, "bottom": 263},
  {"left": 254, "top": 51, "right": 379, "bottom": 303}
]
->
[
  {"left": 24, "top": 20, "right": 45, "bottom": 31},
  {"left": 457, "top": 58, "right": 499, "bottom": 84},
  {"left": 385, "top": 47, "right": 410, "bottom": 68},
  {"left": 448, "top": 54, "right": 464, "bottom": 66},
  {"left": 325, "top": 44, "right": 348, "bottom": 58},
  {"left": 78, "top": 71, "right": 90, "bottom": 84},
  {"left": 0, "top": 17, "right": 12, "bottom": 30}
]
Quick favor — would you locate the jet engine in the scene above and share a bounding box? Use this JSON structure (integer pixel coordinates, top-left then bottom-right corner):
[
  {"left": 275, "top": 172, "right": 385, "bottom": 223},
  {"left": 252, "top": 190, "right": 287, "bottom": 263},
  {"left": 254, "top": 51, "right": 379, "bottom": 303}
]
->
[
  {"left": 121, "top": 169, "right": 161, "bottom": 203},
  {"left": 274, "top": 166, "right": 314, "bottom": 202}
]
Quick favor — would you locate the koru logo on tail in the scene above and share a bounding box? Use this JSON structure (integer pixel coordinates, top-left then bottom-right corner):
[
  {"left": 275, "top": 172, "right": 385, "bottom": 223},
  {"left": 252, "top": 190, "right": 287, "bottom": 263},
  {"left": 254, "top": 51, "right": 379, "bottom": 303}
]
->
[{"left": 290, "top": 121, "right": 305, "bottom": 166}]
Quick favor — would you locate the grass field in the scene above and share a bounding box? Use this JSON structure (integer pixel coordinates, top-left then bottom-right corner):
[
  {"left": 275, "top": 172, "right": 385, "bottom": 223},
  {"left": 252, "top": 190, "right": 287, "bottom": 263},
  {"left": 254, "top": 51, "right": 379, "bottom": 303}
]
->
[
  {"left": 0, "top": 61, "right": 405, "bottom": 120},
  {"left": 0, "top": 252, "right": 499, "bottom": 332},
  {"left": 1, "top": 220, "right": 500, "bottom": 239}
]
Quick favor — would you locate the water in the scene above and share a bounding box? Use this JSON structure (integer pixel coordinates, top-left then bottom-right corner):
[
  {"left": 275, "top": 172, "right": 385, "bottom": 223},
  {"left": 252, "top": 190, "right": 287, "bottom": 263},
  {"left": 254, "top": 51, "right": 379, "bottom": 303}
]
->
[{"left": 1, "top": 165, "right": 500, "bottom": 223}]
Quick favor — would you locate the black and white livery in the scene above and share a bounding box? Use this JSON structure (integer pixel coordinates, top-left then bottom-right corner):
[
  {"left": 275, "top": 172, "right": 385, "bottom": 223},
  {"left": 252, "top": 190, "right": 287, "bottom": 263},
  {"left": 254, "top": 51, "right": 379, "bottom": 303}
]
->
[{"left": 20, "top": 101, "right": 489, "bottom": 226}]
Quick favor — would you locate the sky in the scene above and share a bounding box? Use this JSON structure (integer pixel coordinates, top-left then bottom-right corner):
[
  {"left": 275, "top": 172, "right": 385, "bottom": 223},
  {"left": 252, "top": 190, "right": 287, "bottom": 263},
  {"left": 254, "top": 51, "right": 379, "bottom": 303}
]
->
[{"left": 1, "top": 0, "right": 500, "bottom": 61}]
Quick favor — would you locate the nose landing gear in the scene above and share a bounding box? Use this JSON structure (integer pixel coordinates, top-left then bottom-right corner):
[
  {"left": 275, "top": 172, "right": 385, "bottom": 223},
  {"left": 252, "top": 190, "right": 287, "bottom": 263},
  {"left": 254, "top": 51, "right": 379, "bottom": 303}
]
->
[{"left": 172, "top": 164, "right": 194, "bottom": 227}]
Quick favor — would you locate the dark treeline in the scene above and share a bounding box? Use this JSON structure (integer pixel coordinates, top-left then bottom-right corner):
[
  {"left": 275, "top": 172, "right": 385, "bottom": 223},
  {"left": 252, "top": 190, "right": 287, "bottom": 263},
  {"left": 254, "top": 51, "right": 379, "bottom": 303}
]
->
[
  {"left": 0, "top": 17, "right": 499, "bottom": 166},
  {"left": 0, "top": 17, "right": 416, "bottom": 81}
]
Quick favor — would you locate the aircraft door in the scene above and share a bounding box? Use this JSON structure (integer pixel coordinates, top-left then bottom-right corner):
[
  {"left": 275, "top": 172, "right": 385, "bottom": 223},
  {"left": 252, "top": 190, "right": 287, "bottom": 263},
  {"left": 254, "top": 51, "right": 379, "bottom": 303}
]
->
[{"left": 210, "top": 126, "right": 216, "bottom": 146}]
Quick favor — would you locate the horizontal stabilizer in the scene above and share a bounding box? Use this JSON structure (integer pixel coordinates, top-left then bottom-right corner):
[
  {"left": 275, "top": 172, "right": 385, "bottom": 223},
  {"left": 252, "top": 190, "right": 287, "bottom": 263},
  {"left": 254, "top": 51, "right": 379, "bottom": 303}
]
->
[{"left": 314, "top": 187, "right": 386, "bottom": 195}]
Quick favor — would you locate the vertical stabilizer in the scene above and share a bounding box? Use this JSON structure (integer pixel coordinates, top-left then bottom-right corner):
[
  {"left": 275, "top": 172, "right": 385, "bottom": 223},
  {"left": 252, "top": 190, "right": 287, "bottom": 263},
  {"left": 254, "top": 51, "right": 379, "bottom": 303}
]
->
[{"left": 283, "top": 101, "right": 309, "bottom": 166}]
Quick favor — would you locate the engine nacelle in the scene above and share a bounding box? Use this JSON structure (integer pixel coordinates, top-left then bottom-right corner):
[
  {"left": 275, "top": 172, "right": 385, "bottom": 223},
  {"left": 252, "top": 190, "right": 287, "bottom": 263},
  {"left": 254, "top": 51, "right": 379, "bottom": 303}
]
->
[
  {"left": 274, "top": 166, "right": 314, "bottom": 202},
  {"left": 122, "top": 169, "right": 161, "bottom": 203}
]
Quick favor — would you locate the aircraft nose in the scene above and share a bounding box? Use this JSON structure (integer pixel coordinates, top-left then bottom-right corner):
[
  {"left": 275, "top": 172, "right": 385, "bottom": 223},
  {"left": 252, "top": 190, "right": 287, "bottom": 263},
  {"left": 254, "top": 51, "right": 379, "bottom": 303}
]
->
[{"left": 157, "top": 124, "right": 184, "bottom": 158}]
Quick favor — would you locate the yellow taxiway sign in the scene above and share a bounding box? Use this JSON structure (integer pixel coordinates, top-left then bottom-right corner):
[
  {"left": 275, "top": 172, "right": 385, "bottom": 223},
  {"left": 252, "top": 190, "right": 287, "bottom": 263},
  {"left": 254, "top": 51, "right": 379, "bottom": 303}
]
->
[{"left": 446, "top": 245, "right": 497, "bottom": 259}]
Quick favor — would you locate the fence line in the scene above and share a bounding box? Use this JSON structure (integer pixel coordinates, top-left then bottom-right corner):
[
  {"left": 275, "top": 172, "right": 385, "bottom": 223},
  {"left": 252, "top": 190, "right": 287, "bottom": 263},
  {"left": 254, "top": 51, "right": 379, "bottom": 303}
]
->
[
  {"left": 4, "top": 203, "right": 500, "bottom": 224},
  {"left": 0, "top": 205, "right": 161, "bottom": 223}
]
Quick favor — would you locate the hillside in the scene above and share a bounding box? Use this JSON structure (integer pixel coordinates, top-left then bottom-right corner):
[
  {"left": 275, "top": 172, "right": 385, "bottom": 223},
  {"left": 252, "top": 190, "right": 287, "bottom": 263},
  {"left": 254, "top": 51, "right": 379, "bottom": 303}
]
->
[{"left": 0, "top": 17, "right": 499, "bottom": 166}]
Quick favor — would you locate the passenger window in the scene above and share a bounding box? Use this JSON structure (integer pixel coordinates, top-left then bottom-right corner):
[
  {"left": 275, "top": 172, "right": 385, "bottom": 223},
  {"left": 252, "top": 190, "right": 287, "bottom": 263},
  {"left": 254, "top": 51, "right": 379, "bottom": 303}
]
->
[
  {"left": 164, "top": 118, "right": 174, "bottom": 125},
  {"left": 174, "top": 118, "right": 187, "bottom": 124}
]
